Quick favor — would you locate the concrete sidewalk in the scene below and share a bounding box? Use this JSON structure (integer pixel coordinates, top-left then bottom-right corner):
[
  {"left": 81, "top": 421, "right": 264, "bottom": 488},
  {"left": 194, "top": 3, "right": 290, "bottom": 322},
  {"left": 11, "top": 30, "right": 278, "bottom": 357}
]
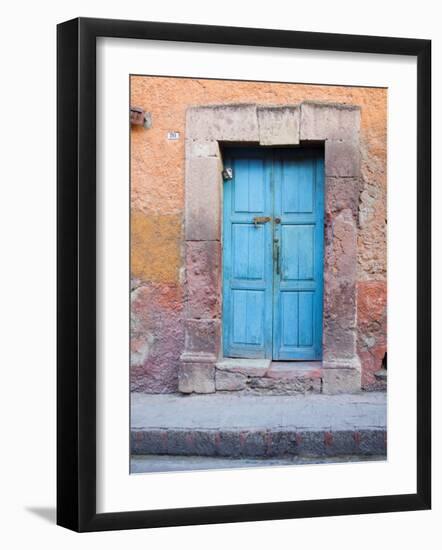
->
[{"left": 131, "top": 392, "right": 386, "bottom": 459}]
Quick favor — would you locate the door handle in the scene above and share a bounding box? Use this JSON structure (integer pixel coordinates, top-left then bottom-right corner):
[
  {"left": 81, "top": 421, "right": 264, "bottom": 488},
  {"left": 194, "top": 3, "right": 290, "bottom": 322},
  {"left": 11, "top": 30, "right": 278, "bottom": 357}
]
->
[
  {"left": 275, "top": 242, "right": 280, "bottom": 275},
  {"left": 253, "top": 216, "right": 271, "bottom": 227}
]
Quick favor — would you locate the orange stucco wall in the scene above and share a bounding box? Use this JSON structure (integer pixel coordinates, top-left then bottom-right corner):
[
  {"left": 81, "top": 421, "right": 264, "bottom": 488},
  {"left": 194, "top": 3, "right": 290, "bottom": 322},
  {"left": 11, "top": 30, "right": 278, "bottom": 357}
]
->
[{"left": 130, "top": 76, "right": 387, "bottom": 392}]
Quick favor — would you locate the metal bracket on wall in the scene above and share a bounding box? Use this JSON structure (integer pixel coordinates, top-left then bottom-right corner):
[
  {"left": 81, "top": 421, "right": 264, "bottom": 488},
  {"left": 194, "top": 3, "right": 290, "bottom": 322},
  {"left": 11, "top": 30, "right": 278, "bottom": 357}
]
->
[
  {"left": 222, "top": 167, "right": 233, "bottom": 180},
  {"left": 130, "top": 106, "right": 152, "bottom": 129}
]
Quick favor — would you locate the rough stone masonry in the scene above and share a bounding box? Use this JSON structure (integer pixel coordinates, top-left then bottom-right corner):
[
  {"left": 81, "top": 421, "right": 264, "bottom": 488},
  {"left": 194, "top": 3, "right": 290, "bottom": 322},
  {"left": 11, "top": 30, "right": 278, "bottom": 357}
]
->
[{"left": 130, "top": 77, "right": 387, "bottom": 395}]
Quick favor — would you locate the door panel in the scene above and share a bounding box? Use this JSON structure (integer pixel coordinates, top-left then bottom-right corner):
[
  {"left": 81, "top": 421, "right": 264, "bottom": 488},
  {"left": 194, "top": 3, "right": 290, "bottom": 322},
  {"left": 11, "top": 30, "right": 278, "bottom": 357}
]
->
[
  {"left": 281, "top": 160, "right": 315, "bottom": 213},
  {"left": 273, "top": 150, "right": 324, "bottom": 360},
  {"left": 223, "top": 149, "right": 273, "bottom": 358},
  {"left": 232, "top": 224, "right": 265, "bottom": 280},
  {"left": 279, "top": 291, "right": 314, "bottom": 348},
  {"left": 223, "top": 147, "right": 324, "bottom": 360},
  {"left": 281, "top": 224, "right": 315, "bottom": 281},
  {"left": 233, "top": 158, "right": 266, "bottom": 213},
  {"left": 231, "top": 289, "right": 265, "bottom": 345}
]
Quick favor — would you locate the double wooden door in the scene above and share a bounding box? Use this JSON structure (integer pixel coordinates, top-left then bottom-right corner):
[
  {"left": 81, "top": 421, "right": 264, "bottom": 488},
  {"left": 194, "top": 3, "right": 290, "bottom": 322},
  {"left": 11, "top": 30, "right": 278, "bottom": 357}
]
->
[{"left": 222, "top": 147, "right": 324, "bottom": 360}]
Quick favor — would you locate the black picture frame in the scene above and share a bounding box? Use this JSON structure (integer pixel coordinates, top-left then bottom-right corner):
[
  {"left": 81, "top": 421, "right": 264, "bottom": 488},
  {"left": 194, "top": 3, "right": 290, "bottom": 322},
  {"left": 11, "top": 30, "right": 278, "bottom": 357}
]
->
[{"left": 57, "top": 17, "right": 431, "bottom": 532}]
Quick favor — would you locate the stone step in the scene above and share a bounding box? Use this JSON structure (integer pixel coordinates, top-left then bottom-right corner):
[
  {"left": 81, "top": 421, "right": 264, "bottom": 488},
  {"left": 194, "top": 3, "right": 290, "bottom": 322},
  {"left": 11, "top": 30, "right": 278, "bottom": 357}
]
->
[
  {"left": 215, "top": 359, "right": 323, "bottom": 394},
  {"left": 131, "top": 392, "right": 386, "bottom": 458}
]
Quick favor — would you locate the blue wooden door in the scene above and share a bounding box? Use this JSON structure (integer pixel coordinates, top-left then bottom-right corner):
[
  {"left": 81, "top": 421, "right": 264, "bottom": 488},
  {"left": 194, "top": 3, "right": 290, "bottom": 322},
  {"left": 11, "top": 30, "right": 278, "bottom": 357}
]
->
[
  {"left": 272, "top": 149, "right": 324, "bottom": 360},
  {"left": 222, "top": 149, "right": 274, "bottom": 358},
  {"left": 223, "top": 148, "right": 323, "bottom": 360}
]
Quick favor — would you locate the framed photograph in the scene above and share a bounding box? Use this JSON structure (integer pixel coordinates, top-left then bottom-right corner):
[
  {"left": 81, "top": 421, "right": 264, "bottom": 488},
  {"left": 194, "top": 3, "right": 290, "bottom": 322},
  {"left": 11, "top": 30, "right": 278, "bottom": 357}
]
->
[{"left": 57, "top": 17, "right": 431, "bottom": 532}]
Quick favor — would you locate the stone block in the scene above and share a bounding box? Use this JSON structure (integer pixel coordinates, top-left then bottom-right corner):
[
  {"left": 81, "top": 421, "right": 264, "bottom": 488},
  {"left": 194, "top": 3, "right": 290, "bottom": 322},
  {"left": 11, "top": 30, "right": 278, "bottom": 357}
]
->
[
  {"left": 167, "top": 430, "right": 193, "bottom": 455},
  {"left": 329, "top": 431, "right": 359, "bottom": 455},
  {"left": 325, "top": 140, "right": 361, "bottom": 177},
  {"left": 215, "top": 358, "right": 270, "bottom": 377},
  {"left": 186, "top": 104, "right": 259, "bottom": 141},
  {"left": 300, "top": 102, "right": 360, "bottom": 141},
  {"left": 130, "top": 430, "right": 143, "bottom": 454},
  {"left": 131, "top": 429, "right": 167, "bottom": 455},
  {"left": 324, "top": 209, "right": 357, "bottom": 280},
  {"left": 180, "top": 351, "right": 217, "bottom": 364},
  {"left": 323, "top": 318, "right": 357, "bottom": 359},
  {"left": 242, "top": 431, "right": 266, "bottom": 457},
  {"left": 185, "top": 156, "right": 222, "bottom": 241},
  {"left": 321, "top": 365, "right": 361, "bottom": 394},
  {"left": 248, "top": 377, "right": 321, "bottom": 395},
  {"left": 185, "top": 241, "right": 221, "bottom": 319},
  {"left": 216, "top": 431, "right": 241, "bottom": 457},
  {"left": 323, "top": 280, "right": 357, "bottom": 359},
  {"left": 325, "top": 177, "right": 360, "bottom": 217},
  {"left": 185, "top": 138, "right": 220, "bottom": 158},
  {"left": 257, "top": 105, "right": 300, "bottom": 145},
  {"left": 184, "top": 319, "right": 220, "bottom": 355},
  {"left": 215, "top": 369, "right": 247, "bottom": 391},
  {"left": 359, "top": 430, "right": 387, "bottom": 455},
  {"left": 266, "top": 362, "right": 322, "bottom": 380},
  {"left": 324, "top": 278, "right": 357, "bottom": 316},
  {"left": 178, "top": 363, "right": 215, "bottom": 394},
  {"left": 268, "top": 431, "right": 299, "bottom": 457},
  {"left": 191, "top": 431, "right": 218, "bottom": 455},
  {"left": 296, "top": 431, "right": 326, "bottom": 457}
]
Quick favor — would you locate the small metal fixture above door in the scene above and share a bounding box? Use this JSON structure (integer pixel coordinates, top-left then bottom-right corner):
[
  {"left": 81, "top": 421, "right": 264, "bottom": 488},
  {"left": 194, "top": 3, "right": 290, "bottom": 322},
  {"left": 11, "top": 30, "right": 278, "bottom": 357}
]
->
[{"left": 222, "top": 167, "right": 233, "bottom": 180}]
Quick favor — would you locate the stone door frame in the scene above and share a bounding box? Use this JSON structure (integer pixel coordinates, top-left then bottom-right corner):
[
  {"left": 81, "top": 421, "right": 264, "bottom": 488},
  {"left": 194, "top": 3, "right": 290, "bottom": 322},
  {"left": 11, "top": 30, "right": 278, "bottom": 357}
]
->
[{"left": 179, "top": 102, "right": 362, "bottom": 394}]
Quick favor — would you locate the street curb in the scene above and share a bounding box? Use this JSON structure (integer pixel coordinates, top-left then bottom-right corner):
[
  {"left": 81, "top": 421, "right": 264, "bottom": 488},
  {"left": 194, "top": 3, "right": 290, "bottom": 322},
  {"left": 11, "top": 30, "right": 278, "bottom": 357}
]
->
[{"left": 131, "top": 428, "right": 386, "bottom": 458}]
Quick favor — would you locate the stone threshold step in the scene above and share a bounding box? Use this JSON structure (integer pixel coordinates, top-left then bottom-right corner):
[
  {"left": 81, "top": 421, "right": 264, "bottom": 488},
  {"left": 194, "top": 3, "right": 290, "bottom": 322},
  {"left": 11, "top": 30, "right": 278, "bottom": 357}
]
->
[
  {"left": 215, "top": 359, "right": 323, "bottom": 393},
  {"left": 216, "top": 359, "right": 322, "bottom": 378}
]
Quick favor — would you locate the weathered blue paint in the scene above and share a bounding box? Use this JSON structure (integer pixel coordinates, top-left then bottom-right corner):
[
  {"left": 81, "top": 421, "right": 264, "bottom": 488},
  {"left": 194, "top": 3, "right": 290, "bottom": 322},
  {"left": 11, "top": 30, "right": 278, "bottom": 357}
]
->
[
  {"left": 272, "top": 149, "right": 324, "bottom": 360},
  {"left": 222, "top": 149, "right": 274, "bottom": 358},
  {"left": 223, "top": 147, "right": 324, "bottom": 360}
]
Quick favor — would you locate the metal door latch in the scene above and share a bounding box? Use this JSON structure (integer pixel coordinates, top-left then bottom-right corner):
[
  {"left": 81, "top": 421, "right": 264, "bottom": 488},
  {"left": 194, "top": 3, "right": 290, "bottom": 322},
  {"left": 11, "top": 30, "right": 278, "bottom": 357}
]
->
[{"left": 253, "top": 216, "right": 271, "bottom": 227}]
